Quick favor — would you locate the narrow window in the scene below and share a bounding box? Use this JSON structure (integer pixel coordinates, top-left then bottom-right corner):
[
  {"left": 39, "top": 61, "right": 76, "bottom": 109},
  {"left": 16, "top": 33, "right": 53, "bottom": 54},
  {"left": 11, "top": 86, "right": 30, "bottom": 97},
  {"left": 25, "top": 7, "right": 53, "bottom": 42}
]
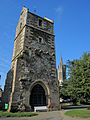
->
[
  {"left": 20, "top": 23, "right": 22, "bottom": 29},
  {"left": 39, "top": 19, "right": 42, "bottom": 26},
  {"left": 39, "top": 37, "right": 42, "bottom": 43},
  {"left": 38, "top": 37, "right": 43, "bottom": 43}
]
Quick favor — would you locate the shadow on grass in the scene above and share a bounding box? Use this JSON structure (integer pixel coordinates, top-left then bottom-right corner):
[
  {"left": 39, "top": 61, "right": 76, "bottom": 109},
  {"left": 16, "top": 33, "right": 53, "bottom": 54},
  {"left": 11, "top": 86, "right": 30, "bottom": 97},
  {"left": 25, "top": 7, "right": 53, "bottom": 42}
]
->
[{"left": 61, "top": 105, "right": 90, "bottom": 110}]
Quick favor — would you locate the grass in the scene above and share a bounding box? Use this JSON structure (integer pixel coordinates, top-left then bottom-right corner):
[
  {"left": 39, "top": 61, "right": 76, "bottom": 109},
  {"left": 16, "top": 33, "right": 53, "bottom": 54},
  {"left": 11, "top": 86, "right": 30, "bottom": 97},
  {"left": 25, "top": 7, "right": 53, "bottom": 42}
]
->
[
  {"left": 65, "top": 109, "right": 90, "bottom": 118},
  {"left": 0, "top": 111, "right": 38, "bottom": 117},
  {"left": 61, "top": 103, "right": 73, "bottom": 106},
  {"left": 76, "top": 101, "right": 90, "bottom": 106}
]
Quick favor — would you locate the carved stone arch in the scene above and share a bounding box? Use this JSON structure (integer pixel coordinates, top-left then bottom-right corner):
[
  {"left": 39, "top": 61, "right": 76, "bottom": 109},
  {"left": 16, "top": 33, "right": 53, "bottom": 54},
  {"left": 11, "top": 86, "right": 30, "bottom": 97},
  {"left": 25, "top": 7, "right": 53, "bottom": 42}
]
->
[
  {"left": 29, "top": 80, "right": 51, "bottom": 109},
  {"left": 30, "top": 80, "right": 50, "bottom": 96}
]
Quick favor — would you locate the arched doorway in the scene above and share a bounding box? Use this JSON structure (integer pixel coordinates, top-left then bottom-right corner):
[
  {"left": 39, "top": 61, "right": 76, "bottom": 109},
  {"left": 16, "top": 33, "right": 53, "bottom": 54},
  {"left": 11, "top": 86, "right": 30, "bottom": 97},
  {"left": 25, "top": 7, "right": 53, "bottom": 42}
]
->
[{"left": 30, "top": 84, "right": 46, "bottom": 109}]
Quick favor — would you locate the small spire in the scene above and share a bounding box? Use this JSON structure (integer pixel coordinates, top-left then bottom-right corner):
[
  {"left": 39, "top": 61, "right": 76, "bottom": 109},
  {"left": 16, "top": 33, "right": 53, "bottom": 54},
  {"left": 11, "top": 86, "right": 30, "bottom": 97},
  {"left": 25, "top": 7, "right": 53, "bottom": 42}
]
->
[
  {"left": 60, "top": 56, "right": 63, "bottom": 68},
  {"left": 22, "top": 6, "right": 29, "bottom": 11},
  {"left": 60, "top": 56, "right": 63, "bottom": 63}
]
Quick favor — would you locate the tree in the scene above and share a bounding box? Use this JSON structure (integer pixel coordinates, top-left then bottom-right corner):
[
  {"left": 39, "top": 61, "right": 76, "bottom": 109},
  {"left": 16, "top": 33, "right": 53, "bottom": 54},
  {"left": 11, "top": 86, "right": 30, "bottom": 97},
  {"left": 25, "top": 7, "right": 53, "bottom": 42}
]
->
[
  {"left": 60, "top": 52, "right": 90, "bottom": 104},
  {"left": 59, "top": 80, "right": 70, "bottom": 100}
]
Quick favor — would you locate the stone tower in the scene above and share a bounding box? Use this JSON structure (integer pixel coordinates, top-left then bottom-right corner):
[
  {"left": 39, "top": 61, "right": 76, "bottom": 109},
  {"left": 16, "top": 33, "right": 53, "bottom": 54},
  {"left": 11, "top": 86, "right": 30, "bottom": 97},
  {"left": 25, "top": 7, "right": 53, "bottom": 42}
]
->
[
  {"left": 58, "top": 56, "right": 66, "bottom": 86},
  {"left": 3, "top": 7, "right": 60, "bottom": 112}
]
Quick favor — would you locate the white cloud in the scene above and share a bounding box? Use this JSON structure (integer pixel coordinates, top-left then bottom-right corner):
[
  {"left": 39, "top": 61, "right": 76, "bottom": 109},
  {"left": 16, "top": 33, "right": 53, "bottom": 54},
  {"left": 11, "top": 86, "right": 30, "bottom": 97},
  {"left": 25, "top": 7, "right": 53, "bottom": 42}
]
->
[{"left": 56, "top": 6, "right": 63, "bottom": 15}]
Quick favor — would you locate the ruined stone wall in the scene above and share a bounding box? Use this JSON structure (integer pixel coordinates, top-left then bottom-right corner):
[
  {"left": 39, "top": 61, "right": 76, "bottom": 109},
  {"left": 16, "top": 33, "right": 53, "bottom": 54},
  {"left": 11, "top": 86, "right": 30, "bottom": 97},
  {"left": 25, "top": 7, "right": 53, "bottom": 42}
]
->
[
  {"left": 2, "top": 69, "right": 13, "bottom": 105},
  {"left": 6, "top": 7, "right": 60, "bottom": 112},
  {"left": 12, "top": 10, "right": 59, "bottom": 110},
  {"left": 10, "top": 50, "right": 59, "bottom": 111}
]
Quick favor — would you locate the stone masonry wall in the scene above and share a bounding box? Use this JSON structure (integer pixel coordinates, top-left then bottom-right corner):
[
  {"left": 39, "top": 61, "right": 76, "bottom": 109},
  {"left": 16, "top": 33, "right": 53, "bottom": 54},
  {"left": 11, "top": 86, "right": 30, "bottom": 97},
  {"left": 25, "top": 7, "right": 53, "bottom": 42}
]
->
[
  {"left": 27, "top": 12, "right": 54, "bottom": 34},
  {"left": 6, "top": 7, "right": 60, "bottom": 112},
  {"left": 2, "top": 69, "right": 13, "bottom": 106},
  {"left": 11, "top": 7, "right": 28, "bottom": 68}
]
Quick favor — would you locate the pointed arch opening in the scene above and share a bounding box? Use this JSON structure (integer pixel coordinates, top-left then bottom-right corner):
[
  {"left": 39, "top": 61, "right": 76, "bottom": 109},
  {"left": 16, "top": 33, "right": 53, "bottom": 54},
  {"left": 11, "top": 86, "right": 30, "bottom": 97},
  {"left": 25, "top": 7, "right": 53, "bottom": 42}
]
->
[
  {"left": 30, "top": 84, "right": 46, "bottom": 109},
  {"left": 29, "top": 80, "right": 50, "bottom": 110}
]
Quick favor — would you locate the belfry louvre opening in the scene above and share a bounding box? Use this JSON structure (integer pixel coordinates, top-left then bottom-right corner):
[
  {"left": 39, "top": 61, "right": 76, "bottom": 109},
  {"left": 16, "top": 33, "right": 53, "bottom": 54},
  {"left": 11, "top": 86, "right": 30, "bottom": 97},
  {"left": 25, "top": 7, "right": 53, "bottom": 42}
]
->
[{"left": 30, "top": 84, "right": 46, "bottom": 109}]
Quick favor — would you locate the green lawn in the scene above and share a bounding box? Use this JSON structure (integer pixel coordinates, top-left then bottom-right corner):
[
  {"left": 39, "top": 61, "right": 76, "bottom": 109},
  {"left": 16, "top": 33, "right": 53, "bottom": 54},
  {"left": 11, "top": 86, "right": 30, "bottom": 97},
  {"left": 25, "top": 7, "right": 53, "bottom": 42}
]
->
[
  {"left": 65, "top": 109, "right": 90, "bottom": 118},
  {"left": 0, "top": 111, "right": 38, "bottom": 117}
]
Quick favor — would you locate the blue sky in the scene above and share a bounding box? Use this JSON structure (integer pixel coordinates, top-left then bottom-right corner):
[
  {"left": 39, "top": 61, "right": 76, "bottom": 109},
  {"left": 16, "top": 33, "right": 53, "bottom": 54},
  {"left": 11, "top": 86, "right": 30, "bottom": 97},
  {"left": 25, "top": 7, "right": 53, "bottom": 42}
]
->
[{"left": 0, "top": 0, "right": 90, "bottom": 89}]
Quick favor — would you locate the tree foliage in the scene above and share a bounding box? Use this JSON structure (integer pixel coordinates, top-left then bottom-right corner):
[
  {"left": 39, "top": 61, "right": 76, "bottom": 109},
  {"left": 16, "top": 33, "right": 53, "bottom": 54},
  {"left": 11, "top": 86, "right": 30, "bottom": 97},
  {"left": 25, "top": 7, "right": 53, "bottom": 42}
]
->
[
  {"left": 59, "top": 80, "right": 70, "bottom": 99},
  {"left": 60, "top": 52, "right": 90, "bottom": 104}
]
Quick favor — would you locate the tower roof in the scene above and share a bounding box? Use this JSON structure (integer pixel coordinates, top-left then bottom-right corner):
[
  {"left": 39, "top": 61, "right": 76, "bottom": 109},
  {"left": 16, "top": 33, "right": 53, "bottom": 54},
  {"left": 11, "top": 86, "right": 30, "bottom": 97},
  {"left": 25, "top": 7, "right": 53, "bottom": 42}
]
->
[
  {"left": 60, "top": 56, "right": 63, "bottom": 68},
  {"left": 60, "top": 56, "right": 63, "bottom": 64}
]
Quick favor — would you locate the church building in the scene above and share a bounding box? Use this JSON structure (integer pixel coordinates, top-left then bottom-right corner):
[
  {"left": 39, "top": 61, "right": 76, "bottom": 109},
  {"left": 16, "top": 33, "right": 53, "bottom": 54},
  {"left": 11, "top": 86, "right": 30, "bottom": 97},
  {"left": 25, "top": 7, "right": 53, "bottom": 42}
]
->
[
  {"left": 2, "top": 7, "right": 60, "bottom": 112},
  {"left": 58, "top": 56, "right": 66, "bottom": 86}
]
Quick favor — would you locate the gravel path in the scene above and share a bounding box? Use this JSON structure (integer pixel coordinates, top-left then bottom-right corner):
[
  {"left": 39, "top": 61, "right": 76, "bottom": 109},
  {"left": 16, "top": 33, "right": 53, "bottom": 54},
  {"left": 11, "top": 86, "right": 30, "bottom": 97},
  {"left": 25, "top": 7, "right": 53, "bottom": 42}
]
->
[{"left": 0, "top": 111, "right": 90, "bottom": 120}]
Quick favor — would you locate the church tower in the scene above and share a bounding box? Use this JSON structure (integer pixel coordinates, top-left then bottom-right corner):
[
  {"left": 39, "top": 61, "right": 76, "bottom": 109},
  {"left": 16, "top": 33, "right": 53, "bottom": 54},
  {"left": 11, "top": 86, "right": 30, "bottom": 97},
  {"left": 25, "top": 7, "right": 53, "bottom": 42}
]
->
[
  {"left": 58, "top": 56, "right": 66, "bottom": 86},
  {"left": 3, "top": 7, "right": 60, "bottom": 112}
]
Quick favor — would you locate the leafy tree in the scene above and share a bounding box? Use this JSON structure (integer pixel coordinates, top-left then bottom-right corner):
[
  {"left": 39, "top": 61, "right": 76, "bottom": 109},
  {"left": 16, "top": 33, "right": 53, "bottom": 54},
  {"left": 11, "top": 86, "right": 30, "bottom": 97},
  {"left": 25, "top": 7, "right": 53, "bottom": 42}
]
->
[
  {"left": 59, "top": 80, "right": 70, "bottom": 100},
  {"left": 60, "top": 52, "right": 90, "bottom": 104}
]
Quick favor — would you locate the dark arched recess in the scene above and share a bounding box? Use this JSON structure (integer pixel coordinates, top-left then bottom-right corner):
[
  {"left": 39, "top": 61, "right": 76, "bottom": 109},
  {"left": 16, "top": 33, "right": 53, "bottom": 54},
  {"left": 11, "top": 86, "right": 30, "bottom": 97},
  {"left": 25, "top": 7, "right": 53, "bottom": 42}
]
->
[{"left": 30, "top": 84, "right": 46, "bottom": 109}]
